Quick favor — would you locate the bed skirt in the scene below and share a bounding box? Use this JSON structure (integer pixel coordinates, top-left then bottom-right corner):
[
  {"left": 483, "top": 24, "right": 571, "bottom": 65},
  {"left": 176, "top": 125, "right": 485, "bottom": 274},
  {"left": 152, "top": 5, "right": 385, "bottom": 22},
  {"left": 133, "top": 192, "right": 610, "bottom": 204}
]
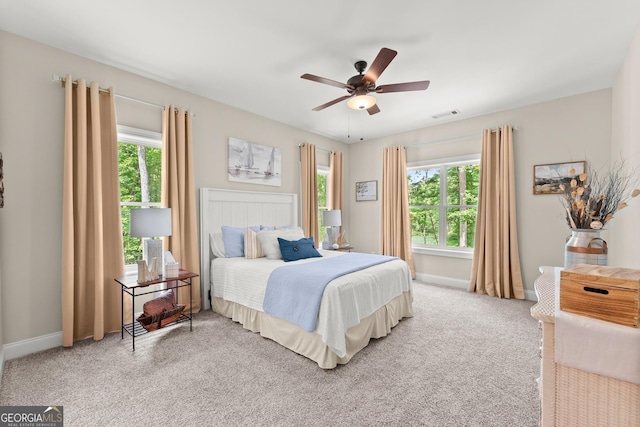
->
[{"left": 212, "top": 292, "right": 413, "bottom": 369}]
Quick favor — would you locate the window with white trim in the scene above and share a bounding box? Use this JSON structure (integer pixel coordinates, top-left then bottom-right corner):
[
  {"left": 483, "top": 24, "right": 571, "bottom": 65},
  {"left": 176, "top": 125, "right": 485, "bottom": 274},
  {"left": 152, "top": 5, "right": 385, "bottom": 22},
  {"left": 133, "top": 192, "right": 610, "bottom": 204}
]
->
[
  {"left": 117, "top": 125, "right": 162, "bottom": 267},
  {"left": 408, "top": 155, "right": 480, "bottom": 255},
  {"left": 317, "top": 167, "right": 329, "bottom": 232}
]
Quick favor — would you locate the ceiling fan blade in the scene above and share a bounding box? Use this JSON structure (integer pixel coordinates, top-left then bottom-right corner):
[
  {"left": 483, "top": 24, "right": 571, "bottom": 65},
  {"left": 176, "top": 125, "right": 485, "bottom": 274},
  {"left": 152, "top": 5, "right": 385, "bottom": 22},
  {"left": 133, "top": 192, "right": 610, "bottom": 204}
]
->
[
  {"left": 376, "top": 80, "right": 430, "bottom": 93},
  {"left": 367, "top": 104, "right": 380, "bottom": 115},
  {"left": 301, "top": 73, "right": 353, "bottom": 90},
  {"left": 363, "top": 48, "right": 397, "bottom": 85},
  {"left": 312, "top": 95, "right": 353, "bottom": 111}
]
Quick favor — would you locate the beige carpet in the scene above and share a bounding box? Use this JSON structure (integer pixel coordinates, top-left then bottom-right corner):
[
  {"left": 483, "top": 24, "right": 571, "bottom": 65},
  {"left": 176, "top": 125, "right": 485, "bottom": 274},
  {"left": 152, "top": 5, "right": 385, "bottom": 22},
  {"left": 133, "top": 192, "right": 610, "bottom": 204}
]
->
[{"left": 0, "top": 282, "right": 539, "bottom": 426}]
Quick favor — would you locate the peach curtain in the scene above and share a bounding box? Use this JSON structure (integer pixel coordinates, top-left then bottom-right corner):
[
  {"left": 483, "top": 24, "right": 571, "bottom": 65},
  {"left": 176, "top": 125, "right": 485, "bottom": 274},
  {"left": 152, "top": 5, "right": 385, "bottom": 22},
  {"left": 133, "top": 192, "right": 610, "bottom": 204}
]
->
[
  {"left": 162, "top": 106, "right": 201, "bottom": 312},
  {"left": 62, "top": 76, "right": 124, "bottom": 346},
  {"left": 328, "top": 151, "right": 343, "bottom": 211},
  {"left": 381, "top": 146, "right": 416, "bottom": 278},
  {"left": 300, "top": 144, "right": 320, "bottom": 246},
  {"left": 469, "top": 126, "right": 524, "bottom": 299},
  {"left": 328, "top": 151, "right": 344, "bottom": 244}
]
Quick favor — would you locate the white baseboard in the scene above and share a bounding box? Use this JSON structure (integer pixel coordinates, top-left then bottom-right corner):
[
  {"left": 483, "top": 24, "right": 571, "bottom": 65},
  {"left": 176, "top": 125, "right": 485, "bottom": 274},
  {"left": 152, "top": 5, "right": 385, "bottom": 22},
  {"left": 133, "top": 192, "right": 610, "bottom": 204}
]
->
[
  {"left": 523, "top": 289, "right": 536, "bottom": 301},
  {"left": 415, "top": 273, "right": 537, "bottom": 301},
  {"left": 3, "top": 331, "right": 63, "bottom": 361},
  {"left": 415, "top": 273, "right": 469, "bottom": 290}
]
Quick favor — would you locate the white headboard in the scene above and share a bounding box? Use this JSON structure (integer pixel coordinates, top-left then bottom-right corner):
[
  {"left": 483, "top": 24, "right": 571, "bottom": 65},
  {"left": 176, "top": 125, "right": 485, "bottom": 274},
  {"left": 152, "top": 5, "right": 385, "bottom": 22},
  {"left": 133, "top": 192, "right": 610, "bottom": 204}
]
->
[{"left": 199, "top": 188, "right": 299, "bottom": 310}]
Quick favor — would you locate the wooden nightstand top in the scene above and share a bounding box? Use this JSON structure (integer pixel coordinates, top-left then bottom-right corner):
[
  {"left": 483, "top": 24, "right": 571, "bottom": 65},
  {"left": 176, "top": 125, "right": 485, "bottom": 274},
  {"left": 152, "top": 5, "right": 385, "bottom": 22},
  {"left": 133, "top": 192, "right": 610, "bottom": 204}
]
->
[
  {"left": 334, "top": 245, "right": 354, "bottom": 252},
  {"left": 115, "top": 269, "right": 198, "bottom": 289}
]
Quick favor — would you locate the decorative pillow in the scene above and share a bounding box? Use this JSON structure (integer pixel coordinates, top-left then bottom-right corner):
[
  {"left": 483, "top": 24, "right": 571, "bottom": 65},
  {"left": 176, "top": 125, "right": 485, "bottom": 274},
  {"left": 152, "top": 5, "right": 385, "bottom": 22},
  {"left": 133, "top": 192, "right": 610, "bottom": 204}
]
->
[
  {"left": 221, "top": 225, "right": 260, "bottom": 258},
  {"left": 260, "top": 225, "right": 275, "bottom": 231},
  {"left": 244, "top": 227, "right": 265, "bottom": 259},
  {"left": 210, "top": 232, "right": 226, "bottom": 258},
  {"left": 256, "top": 227, "right": 305, "bottom": 259},
  {"left": 278, "top": 237, "right": 322, "bottom": 262}
]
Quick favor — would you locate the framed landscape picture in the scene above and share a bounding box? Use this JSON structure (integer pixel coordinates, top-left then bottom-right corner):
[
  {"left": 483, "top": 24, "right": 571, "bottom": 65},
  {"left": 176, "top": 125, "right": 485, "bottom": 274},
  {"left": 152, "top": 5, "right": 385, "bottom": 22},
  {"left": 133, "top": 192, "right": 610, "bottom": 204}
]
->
[{"left": 533, "top": 160, "right": 585, "bottom": 195}]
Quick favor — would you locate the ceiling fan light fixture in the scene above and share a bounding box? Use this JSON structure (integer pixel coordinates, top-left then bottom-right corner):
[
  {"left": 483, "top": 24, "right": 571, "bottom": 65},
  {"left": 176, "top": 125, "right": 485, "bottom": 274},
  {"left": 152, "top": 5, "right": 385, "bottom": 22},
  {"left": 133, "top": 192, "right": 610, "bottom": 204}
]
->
[{"left": 347, "top": 94, "right": 376, "bottom": 110}]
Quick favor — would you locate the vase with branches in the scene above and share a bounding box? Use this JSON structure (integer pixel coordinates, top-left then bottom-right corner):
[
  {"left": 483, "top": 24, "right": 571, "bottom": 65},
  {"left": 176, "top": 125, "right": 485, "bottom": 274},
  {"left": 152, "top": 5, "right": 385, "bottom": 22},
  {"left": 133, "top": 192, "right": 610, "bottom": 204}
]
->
[
  {"left": 560, "top": 161, "right": 640, "bottom": 267},
  {"left": 559, "top": 162, "right": 640, "bottom": 230}
]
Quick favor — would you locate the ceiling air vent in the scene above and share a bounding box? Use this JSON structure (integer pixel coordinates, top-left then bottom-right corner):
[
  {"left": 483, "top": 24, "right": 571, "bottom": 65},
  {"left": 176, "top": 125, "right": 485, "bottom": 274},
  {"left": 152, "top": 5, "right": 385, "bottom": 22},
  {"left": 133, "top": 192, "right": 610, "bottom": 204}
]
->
[{"left": 431, "top": 110, "right": 460, "bottom": 119}]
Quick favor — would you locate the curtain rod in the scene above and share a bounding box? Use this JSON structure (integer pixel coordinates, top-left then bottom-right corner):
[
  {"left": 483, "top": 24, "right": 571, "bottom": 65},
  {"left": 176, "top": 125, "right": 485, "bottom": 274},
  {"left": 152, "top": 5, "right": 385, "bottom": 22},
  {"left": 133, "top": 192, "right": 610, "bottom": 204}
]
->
[
  {"left": 297, "top": 144, "right": 335, "bottom": 155},
  {"left": 52, "top": 74, "right": 196, "bottom": 118},
  {"left": 405, "top": 125, "right": 519, "bottom": 150},
  {"left": 52, "top": 74, "right": 164, "bottom": 109}
]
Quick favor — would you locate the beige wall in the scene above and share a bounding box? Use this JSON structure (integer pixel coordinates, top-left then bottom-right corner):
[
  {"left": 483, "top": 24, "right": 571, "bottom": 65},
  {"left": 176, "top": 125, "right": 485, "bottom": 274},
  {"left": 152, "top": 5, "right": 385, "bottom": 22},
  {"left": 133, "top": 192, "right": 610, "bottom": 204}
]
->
[
  {"left": 349, "top": 90, "right": 613, "bottom": 296},
  {"left": 610, "top": 25, "right": 640, "bottom": 268},
  {"left": 1, "top": 25, "right": 639, "bottom": 350},
  {"left": 0, "top": 31, "right": 348, "bottom": 345}
]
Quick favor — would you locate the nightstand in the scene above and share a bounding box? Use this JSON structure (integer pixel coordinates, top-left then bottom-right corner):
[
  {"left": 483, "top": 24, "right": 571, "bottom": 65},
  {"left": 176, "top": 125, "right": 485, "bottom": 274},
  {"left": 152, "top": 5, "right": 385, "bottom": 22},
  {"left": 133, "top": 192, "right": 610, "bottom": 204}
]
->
[{"left": 114, "top": 269, "right": 198, "bottom": 350}]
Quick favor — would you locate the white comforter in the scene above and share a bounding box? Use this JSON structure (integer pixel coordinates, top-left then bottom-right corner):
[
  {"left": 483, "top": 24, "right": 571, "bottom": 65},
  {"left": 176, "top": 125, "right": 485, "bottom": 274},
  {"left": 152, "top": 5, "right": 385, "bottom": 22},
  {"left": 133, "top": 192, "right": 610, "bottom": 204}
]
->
[{"left": 211, "top": 249, "right": 413, "bottom": 357}]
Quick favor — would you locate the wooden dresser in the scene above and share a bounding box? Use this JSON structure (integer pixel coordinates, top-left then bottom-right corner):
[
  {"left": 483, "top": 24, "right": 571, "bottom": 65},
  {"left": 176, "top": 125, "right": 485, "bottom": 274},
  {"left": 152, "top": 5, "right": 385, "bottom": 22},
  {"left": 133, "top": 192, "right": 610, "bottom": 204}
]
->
[{"left": 530, "top": 266, "right": 640, "bottom": 427}]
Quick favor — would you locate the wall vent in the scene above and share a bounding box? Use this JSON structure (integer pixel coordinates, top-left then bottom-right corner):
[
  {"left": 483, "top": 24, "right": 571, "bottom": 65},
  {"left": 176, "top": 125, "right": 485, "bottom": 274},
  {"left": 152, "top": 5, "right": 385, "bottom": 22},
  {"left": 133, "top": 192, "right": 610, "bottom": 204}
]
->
[{"left": 431, "top": 109, "right": 460, "bottom": 119}]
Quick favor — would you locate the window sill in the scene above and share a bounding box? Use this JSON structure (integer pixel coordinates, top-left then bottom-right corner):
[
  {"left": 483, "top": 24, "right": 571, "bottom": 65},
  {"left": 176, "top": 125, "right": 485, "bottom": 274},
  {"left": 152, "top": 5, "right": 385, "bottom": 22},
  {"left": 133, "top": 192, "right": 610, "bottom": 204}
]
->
[
  {"left": 124, "top": 264, "right": 139, "bottom": 276},
  {"left": 412, "top": 246, "right": 473, "bottom": 259}
]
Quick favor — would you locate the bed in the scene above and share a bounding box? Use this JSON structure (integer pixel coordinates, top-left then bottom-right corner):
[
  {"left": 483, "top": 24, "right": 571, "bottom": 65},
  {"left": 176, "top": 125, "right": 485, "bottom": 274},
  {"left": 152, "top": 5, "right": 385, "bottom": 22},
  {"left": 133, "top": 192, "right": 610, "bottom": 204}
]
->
[{"left": 199, "top": 188, "right": 413, "bottom": 368}]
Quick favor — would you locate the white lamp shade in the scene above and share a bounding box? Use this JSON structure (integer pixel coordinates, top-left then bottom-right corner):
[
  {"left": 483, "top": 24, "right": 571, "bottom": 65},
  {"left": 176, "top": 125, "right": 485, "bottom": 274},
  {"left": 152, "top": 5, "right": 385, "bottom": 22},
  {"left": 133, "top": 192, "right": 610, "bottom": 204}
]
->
[
  {"left": 322, "top": 209, "right": 342, "bottom": 227},
  {"left": 130, "top": 208, "right": 172, "bottom": 237},
  {"left": 347, "top": 95, "right": 376, "bottom": 110}
]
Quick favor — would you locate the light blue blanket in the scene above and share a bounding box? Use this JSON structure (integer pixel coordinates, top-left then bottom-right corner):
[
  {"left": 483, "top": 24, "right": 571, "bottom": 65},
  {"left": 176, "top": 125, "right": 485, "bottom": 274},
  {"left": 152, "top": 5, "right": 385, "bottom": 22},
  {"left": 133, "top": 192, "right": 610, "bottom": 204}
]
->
[{"left": 262, "top": 253, "right": 398, "bottom": 331}]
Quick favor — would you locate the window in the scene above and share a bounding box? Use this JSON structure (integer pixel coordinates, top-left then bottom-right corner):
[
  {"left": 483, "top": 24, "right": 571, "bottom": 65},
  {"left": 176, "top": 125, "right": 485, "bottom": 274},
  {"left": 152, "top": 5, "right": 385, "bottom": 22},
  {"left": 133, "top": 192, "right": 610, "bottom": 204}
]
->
[
  {"left": 117, "top": 125, "right": 162, "bottom": 267},
  {"left": 408, "top": 155, "right": 480, "bottom": 257},
  {"left": 317, "top": 167, "right": 329, "bottom": 233}
]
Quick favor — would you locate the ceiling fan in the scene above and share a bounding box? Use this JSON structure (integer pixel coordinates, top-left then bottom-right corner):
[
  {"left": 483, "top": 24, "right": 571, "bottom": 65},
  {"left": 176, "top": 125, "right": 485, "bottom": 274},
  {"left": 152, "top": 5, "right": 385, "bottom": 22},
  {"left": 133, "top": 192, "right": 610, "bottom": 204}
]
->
[{"left": 300, "top": 47, "right": 430, "bottom": 115}]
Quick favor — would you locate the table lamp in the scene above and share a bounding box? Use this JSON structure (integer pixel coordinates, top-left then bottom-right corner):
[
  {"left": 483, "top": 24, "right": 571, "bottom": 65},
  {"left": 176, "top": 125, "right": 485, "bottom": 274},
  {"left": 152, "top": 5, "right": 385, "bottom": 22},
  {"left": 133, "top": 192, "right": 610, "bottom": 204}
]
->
[
  {"left": 130, "top": 208, "right": 172, "bottom": 281},
  {"left": 322, "top": 209, "right": 342, "bottom": 249}
]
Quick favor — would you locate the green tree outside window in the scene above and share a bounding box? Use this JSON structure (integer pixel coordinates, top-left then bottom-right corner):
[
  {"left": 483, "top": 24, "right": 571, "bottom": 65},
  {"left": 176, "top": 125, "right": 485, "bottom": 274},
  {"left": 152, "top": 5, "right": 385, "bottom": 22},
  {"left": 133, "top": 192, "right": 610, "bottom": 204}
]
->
[
  {"left": 118, "top": 141, "right": 162, "bottom": 265},
  {"left": 409, "top": 163, "right": 479, "bottom": 249}
]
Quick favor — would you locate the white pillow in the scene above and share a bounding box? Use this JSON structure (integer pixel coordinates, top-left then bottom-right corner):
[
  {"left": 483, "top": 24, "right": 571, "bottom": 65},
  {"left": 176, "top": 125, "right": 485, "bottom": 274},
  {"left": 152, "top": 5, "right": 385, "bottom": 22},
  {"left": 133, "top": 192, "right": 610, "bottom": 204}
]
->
[
  {"left": 256, "top": 227, "right": 305, "bottom": 260},
  {"left": 210, "top": 232, "right": 226, "bottom": 258}
]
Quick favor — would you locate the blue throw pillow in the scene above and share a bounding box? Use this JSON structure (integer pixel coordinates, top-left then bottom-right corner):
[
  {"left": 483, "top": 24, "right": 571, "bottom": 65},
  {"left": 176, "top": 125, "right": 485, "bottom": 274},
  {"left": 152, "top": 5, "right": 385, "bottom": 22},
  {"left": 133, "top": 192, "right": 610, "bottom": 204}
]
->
[
  {"left": 277, "top": 237, "right": 322, "bottom": 262},
  {"left": 221, "top": 225, "right": 260, "bottom": 257}
]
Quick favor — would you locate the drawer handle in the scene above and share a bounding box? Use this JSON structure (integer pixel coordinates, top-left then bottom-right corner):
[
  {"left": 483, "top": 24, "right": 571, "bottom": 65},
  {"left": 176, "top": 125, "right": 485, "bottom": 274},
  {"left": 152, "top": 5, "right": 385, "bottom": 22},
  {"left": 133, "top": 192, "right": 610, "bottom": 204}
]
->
[{"left": 584, "top": 286, "right": 609, "bottom": 295}]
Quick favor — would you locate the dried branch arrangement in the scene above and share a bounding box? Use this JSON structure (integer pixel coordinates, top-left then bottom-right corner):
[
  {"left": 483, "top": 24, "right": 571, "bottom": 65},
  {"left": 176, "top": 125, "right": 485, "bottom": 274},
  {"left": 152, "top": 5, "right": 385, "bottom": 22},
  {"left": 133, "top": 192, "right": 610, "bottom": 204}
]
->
[{"left": 560, "top": 161, "right": 640, "bottom": 229}]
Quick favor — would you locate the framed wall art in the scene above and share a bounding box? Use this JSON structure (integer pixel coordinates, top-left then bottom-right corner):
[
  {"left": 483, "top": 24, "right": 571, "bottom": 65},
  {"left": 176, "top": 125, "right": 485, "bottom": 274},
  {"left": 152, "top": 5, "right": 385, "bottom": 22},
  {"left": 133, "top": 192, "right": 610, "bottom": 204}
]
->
[
  {"left": 356, "top": 180, "right": 377, "bottom": 201},
  {"left": 533, "top": 160, "right": 585, "bottom": 195},
  {"left": 227, "top": 137, "right": 282, "bottom": 187}
]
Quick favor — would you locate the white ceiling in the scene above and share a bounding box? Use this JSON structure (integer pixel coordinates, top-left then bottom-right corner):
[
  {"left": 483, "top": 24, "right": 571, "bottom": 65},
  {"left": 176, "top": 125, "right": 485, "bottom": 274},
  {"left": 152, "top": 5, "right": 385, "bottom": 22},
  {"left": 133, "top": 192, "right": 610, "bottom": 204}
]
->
[{"left": 2, "top": 1, "right": 640, "bottom": 143}]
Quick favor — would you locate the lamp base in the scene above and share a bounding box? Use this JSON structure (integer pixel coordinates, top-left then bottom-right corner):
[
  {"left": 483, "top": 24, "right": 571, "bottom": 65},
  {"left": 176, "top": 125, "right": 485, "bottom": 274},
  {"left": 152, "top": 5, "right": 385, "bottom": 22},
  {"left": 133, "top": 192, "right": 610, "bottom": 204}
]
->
[
  {"left": 326, "top": 227, "right": 339, "bottom": 246},
  {"left": 143, "top": 238, "right": 164, "bottom": 278}
]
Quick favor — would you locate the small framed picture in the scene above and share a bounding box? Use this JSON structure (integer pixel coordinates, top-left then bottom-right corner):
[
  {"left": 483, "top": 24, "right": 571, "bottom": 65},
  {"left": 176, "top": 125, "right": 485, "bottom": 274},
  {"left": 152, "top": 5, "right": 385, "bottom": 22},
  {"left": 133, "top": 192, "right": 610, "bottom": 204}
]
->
[
  {"left": 533, "top": 160, "right": 586, "bottom": 195},
  {"left": 356, "top": 180, "right": 377, "bottom": 201}
]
